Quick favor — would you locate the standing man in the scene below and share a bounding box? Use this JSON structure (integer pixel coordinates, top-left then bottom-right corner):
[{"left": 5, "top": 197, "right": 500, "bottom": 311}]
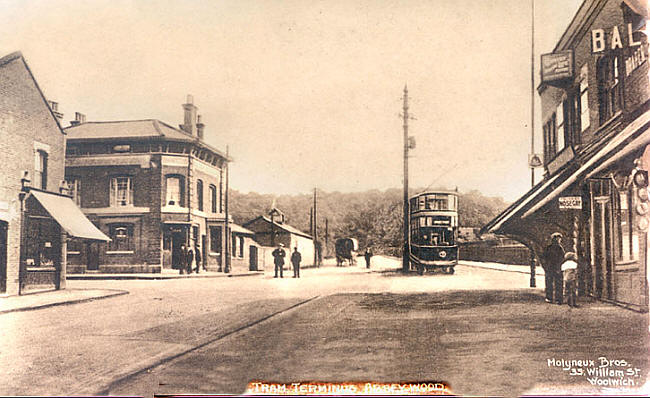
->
[
  {"left": 272, "top": 243, "right": 286, "bottom": 278},
  {"left": 543, "top": 232, "right": 565, "bottom": 304},
  {"left": 194, "top": 244, "right": 203, "bottom": 273},
  {"left": 186, "top": 244, "right": 194, "bottom": 274},
  {"left": 291, "top": 247, "right": 302, "bottom": 278},
  {"left": 364, "top": 247, "right": 373, "bottom": 269},
  {"left": 179, "top": 243, "right": 188, "bottom": 275}
]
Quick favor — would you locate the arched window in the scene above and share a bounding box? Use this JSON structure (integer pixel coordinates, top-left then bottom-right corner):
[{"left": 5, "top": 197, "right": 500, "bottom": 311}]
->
[
  {"left": 197, "top": 179, "right": 204, "bottom": 211},
  {"left": 209, "top": 184, "right": 217, "bottom": 213}
]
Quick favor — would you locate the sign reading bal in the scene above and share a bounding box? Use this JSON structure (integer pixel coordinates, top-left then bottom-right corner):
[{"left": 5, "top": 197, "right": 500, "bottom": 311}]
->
[
  {"left": 592, "top": 24, "right": 642, "bottom": 53},
  {"left": 541, "top": 51, "right": 574, "bottom": 85}
]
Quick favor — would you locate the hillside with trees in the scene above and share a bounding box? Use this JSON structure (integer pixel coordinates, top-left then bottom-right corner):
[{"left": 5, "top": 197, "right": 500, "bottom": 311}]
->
[{"left": 229, "top": 188, "right": 508, "bottom": 256}]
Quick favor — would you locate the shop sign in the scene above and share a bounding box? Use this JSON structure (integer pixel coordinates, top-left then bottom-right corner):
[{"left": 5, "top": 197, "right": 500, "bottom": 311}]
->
[
  {"left": 592, "top": 24, "right": 642, "bottom": 53},
  {"left": 625, "top": 43, "right": 647, "bottom": 77},
  {"left": 559, "top": 196, "right": 582, "bottom": 210},
  {"left": 541, "top": 51, "right": 574, "bottom": 84},
  {"left": 528, "top": 153, "right": 543, "bottom": 168},
  {"left": 546, "top": 146, "right": 575, "bottom": 176}
]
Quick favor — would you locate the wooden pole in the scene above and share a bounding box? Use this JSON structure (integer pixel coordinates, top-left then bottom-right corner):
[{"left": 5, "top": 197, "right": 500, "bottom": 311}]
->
[
  {"left": 529, "top": 0, "right": 537, "bottom": 287},
  {"left": 402, "top": 85, "right": 410, "bottom": 273},
  {"left": 224, "top": 146, "right": 230, "bottom": 273}
]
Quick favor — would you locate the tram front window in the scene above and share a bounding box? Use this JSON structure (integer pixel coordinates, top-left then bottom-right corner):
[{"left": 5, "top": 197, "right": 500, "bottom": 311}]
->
[{"left": 416, "top": 227, "right": 455, "bottom": 246}]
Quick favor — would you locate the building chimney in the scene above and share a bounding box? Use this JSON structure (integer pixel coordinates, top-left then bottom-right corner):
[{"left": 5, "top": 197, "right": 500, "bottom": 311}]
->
[
  {"left": 180, "top": 94, "right": 197, "bottom": 136},
  {"left": 196, "top": 114, "right": 205, "bottom": 140},
  {"left": 69, "top": 112, "right": 86, "bottom": 126},
  {"left": 47, "top": 100, "right": 64, "bottom": 121}
]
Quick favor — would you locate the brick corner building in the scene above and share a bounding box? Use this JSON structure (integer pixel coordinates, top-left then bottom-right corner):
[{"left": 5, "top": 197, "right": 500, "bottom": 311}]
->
[{"left": 64, "top": 95, "right": 260, "bottom": 273}]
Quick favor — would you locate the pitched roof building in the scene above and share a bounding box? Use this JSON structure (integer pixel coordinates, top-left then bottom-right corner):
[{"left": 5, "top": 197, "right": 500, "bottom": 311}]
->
[
  {"left": 483, "top": 0, "right": 649, "bottom": 312},
  {"left": 64, "top": 95, "right": 259, "bottom": 273},
  {"left": 0, "top": 51, "right": 108, "bottom": 295}
]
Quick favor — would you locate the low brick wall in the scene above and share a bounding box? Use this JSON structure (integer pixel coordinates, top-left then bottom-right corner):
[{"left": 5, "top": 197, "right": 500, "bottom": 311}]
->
[
  {"left": 67, "top": 264, "right": 162, "bottom": 273},
  {"left": 459, "top": 242, "right": 531, "bottom": 265}
]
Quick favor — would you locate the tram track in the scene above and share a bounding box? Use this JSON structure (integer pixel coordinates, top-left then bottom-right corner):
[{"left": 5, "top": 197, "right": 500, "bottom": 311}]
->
[{"left": 92, "top": 294, "right": 322, "bottom": 396}]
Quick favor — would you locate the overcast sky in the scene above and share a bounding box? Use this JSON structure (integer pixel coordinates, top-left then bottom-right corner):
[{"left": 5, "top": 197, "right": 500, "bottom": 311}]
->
[{"left": 0, "top": 0, "right": 583, "bottom": 201}]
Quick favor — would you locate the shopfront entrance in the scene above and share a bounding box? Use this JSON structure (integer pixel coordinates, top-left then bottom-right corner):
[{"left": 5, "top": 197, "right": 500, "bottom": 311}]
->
[
  {"left": 163, "top": 224, "right": 188, "bottom": 269},
  {"left": 589, "top": 179, "right": 614, "bottom": 300}
]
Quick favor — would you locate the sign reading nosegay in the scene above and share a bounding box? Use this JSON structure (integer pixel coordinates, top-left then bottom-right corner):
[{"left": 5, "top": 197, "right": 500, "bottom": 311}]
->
[{"left": 559, "top": 196, "right": 582, "bottom": 210}]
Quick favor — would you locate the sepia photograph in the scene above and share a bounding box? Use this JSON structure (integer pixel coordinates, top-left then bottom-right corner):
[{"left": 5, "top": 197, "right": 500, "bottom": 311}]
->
[{"left": 0, "top": 0, "right": 648, "bottom": 396}]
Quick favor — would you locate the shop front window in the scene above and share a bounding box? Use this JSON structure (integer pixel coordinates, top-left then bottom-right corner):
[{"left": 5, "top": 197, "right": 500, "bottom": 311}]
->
[
  {"left": 23, "top": 216, "right": 59, "bottom": 267},
  {"left": 616, "top": 188, "right": 639, "bottom": 263}
]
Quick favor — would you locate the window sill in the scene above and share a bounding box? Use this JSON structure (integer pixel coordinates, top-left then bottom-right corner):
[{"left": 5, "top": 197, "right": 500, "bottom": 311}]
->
[
  {"left": 106, "top": 250, "right": 135, "bottom": 255},
  {"left": 615, "top": 260, "right": 639, "bottom": 272},
  {"left": 25, "top": 267, "right": 56, "bottom": 272}
]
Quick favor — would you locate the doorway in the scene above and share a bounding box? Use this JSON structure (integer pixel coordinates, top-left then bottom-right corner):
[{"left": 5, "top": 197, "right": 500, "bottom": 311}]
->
[
  {"left": 171, "top": 231, "right": 186, "bottom": 270},
  {"left": 589, "top": 179, "right": 614, "bottom": 300},
  {"left": 86, "top": 242, "right": 100, "bottom": 271},
  {"left": 249, "top": 245, "right": 258, "bottom": 271},
  {"left": 1, "top": 221, "right": 7, "bottom": 293}
]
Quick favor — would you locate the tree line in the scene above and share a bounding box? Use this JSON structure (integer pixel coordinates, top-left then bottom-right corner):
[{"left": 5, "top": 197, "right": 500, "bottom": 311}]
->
[{"left": 229, "top": 188, "right": 508, "bottom": 256}]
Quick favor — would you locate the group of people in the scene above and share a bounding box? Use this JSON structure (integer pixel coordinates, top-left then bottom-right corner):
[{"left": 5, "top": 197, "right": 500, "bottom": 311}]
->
[
  {"left": 174, "top": 243, "right": 205, "bottom": 275},
  {"left": 542, "top": 232, "right": 579, "bottom": 308},
  {"left": 271, "top": 243, "right": 375, "bottom": 277},
  {"left": 272, "top": 243, "right": 302, "bottom": 278}
]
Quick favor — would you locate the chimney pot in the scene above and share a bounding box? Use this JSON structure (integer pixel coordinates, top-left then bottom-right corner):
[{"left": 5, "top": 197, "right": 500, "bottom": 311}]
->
[
  {"left": 196, "top": 114, "right": 205, "bottom": 140},
  {"left": 181, "top": 94, "right": 198, "bottom": 136}
]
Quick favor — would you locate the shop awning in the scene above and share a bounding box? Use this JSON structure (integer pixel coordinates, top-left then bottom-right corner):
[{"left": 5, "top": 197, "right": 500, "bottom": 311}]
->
[
  {"left": 481, "top": 173, "right": 563, "bottom": 234},
  {"left": 483, "top": 109, "right": 650, "bottom": 234},
  {"left": 30, "top": 190, "right": 110, "bottom": 241},
  {"left": 522, "top": 110, "right": 650, "bottom": 218}
]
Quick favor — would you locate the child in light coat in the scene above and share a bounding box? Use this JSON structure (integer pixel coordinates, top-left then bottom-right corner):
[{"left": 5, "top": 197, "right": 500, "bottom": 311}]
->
[{"left": 561, "top": 252, "right": 579, "bottom": 308}]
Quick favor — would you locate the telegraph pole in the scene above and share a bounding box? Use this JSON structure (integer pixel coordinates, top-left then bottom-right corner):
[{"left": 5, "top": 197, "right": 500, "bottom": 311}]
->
[
  {"left": 529, "top": 0, "right": 537, "bottom": 287},
  {"left": 402, "top": 85, "right": 410, "bottom": 273},
  {"left": 313, "top": 188, "right": 318, "bottom": 267},
  {"left": 224, "top": 145, "right": 230, "bottom": 273}
]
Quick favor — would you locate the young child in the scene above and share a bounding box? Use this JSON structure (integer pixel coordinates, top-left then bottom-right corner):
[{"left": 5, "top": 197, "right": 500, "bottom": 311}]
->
[{"left": 561, "top": 252, "right": 579, "bottom": 308}]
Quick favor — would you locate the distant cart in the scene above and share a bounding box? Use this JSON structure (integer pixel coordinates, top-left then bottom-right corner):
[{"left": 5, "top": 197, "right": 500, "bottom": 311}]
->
[{"left": 335, "top": 238, "right": 358, "bottom": 266}]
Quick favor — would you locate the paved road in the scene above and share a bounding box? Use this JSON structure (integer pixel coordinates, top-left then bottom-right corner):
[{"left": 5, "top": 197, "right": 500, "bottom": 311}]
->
[{"left": 7, "top": 258, "right": 643, "bottom": 397}]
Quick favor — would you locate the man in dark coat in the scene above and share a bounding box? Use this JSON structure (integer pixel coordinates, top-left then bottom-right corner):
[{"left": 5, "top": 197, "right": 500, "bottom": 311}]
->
[
  {"left": 186, "top": 244, "right": 194, "bottom": 274},
  {"left": 272, "top": 243, "right": 286, "bottom": 278},
  {"left": 178, "top": 243, "right": 187, "bottom": 275},
  {"left": 291, "top": 247, "right": 302, "bottom": 278},
  {"left": 194, "top": 244, "right": 203, "bottom": 273},
  {"left": 364, "top": 247, "right": 373, "bottom": 269},
  {"left": 543, "top": 232, "right": 565, "bottom": 304}
]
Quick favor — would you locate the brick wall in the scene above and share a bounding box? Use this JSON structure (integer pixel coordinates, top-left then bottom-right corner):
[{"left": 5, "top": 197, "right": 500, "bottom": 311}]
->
[{"left": 0, "top": 53, "right": 66, "bottom": 294}]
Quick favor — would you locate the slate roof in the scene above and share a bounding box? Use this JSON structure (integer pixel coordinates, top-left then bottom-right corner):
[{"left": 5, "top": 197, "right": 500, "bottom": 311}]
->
[
  {"left": 65, "top": 119, "right": 230, "bottom": 160},
  {"left": 243, "top": 216, "right": 313, "bottom": 239}
]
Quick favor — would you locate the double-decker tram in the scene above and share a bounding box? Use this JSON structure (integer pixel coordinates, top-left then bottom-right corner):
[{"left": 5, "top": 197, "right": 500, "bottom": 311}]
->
[{"left": 408, "top": 191, "right": 459, "bottom": 274}]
